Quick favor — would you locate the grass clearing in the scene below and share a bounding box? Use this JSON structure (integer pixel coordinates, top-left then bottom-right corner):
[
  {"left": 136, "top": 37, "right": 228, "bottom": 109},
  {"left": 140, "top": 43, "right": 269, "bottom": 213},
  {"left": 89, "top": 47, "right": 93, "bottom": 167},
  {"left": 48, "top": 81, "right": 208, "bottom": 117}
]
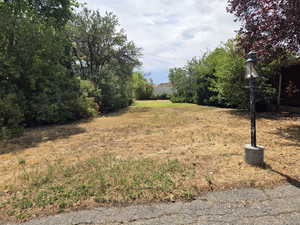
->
[
  {"left": 0, "top": 100, "right": 299, "bottom": 222},
  {"left": 133, "top": 100, "right": 193, "bottom": 108}
]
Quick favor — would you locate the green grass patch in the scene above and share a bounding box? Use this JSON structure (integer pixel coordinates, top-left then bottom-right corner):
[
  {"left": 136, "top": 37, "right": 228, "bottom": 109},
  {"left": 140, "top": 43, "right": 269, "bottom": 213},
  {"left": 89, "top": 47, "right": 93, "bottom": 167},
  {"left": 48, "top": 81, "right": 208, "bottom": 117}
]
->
[
  {"left": 1, "top": 155, "right": 195, "bottom": 221},
  {"left": 133, "top": 100, "right": 193, "bottom": 108}
]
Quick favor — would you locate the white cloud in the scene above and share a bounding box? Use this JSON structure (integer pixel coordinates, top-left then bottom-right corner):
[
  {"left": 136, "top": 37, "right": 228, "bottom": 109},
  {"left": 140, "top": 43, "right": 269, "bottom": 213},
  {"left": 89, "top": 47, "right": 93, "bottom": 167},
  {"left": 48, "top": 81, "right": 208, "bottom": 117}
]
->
[{"left": 78, "top": 0, "right": 240, "bottom": 83}]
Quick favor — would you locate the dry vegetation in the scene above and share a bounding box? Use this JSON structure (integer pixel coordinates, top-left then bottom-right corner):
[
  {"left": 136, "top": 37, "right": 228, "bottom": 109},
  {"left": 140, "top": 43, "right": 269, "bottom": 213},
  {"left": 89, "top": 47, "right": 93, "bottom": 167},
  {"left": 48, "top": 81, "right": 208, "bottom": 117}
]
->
[{"left": 0, "top": 100, "right": 299, "bottom": 222}]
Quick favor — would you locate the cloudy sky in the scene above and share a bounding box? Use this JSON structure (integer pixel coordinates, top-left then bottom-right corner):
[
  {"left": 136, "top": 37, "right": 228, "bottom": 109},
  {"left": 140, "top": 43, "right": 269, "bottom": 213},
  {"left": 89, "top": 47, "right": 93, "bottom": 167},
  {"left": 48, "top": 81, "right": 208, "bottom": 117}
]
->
[{"left": 78, "top": 0, "right": 240, "bottom": 84}]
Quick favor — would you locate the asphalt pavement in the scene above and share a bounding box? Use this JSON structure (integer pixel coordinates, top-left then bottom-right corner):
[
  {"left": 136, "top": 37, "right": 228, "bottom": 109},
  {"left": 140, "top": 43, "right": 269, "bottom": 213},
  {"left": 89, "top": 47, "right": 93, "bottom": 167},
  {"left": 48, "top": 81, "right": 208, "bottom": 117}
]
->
[{"left": 4, "top": 184, "right": 300, "bottom": 225}]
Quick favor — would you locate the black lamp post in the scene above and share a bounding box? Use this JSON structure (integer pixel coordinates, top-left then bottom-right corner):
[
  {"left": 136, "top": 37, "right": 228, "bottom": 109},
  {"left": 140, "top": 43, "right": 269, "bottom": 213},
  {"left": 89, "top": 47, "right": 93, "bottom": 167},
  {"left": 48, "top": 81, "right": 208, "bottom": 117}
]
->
[{"left": 244, "top": 51, "right": 265, "bottom": 167}]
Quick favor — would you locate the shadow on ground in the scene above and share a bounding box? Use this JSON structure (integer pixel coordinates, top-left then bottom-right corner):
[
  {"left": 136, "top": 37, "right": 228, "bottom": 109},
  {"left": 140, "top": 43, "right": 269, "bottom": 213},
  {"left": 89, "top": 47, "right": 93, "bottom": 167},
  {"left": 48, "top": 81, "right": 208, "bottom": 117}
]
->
[
  {"left": 228, "top": 110, "right": 300, "bottom": 147},
  {"left": 0, "top": 123, "right": 87, "bottom": 155},
  {"left": 227, "top": 109, "right": 300, "bottom": 121},
  {"left": 272, "top": 125, "right": 300, "bottom": 147},
  {"left": 264, "top": 164, "right": 300, "bottom": 189}
]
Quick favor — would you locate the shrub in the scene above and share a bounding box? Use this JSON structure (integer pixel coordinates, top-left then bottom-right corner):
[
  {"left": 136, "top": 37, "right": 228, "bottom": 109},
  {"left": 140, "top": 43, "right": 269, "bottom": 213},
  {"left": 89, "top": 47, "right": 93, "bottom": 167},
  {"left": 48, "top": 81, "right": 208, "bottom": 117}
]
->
[
  {"left": 152, "top": 93, "right": 170, "bottom": 100},
  {"left": 170, "top": 95, "right": 188, "bottom": 103},
  {"left": 0, "top": 7, "right": 97, "bottom": 138},
  {"left": 169, "top": 40, "right": 277, "bottom": 109},
  {"left": 132, "top": 72, "right": 154, "bottom": 100},
  {"left": 0, "top": 94, "right": 24, "bottom": 139}
]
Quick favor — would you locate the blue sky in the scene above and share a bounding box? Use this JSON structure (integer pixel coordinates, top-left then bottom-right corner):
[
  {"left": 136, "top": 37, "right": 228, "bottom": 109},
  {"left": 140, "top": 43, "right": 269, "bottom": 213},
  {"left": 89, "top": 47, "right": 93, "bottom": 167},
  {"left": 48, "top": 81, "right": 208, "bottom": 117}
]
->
[{"left": 78, "top": 0, "right": 240, "bottom": 84}]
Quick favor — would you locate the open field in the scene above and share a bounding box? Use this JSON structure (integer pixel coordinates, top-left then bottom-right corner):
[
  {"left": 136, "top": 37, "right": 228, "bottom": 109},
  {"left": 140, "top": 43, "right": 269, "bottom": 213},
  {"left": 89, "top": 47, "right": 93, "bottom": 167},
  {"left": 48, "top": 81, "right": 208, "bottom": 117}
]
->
[{"left": 0, "top": 100, "right": 299, "bottom": 222}]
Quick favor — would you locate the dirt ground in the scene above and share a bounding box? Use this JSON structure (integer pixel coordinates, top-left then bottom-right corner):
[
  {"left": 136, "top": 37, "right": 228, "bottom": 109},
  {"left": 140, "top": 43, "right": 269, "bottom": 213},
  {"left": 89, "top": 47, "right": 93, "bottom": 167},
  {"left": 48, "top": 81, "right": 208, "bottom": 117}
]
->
[{"left": 0, "top": 100, "right": 299, "bottom": 191}]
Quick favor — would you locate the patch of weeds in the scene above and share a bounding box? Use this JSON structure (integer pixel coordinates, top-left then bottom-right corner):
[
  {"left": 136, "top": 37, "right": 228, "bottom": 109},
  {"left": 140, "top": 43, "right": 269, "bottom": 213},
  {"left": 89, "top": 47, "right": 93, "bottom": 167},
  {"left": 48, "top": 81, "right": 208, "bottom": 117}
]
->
[
  {"left": 62, "top": 167, "right": 75, "bottom": 178},
  {"left": 6, "top": 209, "right": 16, "bottom": 217},
  {"left": 16, "top": 211, "right": 31, "bottom": 221},
  {"left": 0, "top": 202, "right": 5, "bottom": 209},
  {"left": 12, "top": 197, "right": 33, "bottom": 210},
  {"left": 4, "top": 155, "right": 194, "bottom": 221},
  {"left": 34, "top": 191, "right": 56, "bottom": 208},
  {"left": 57, "top": 199, "right": 73, "bottom": 209},
  {"left": 30, "top": 164, "right": 55, "bottom": 187},
  {"left": 17, "top": 157, "right": 31, "bottom": 182},
  {"left": 204, "top": 175, "right": 214, "bottom": 190},
  {"left": 183, "top": 190, "right": 196, "bottom": 201},
  {"left": 16, "top": 157, "right": 26, "bottom": 166}
]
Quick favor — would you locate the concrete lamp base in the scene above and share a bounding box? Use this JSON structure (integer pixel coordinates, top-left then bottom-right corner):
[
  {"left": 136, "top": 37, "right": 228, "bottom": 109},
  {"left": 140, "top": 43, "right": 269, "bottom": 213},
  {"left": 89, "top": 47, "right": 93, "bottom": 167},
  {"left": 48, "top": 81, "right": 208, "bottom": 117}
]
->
[{"left": 244, "top": 144, "right": 265, "bottom": 167}]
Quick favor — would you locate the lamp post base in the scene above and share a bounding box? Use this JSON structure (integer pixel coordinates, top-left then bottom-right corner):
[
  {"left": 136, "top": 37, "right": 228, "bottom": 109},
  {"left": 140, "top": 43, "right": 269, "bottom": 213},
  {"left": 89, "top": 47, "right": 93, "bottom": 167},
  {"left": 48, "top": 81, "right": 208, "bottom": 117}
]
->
[{"left": 244, "top": 144, "right": 264, "bottom": 167}]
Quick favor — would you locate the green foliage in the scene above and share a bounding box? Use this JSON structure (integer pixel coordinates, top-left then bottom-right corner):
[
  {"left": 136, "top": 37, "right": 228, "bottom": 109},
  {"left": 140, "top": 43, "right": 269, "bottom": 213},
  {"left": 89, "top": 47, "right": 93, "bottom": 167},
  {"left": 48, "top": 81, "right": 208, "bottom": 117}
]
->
[
  {"left": 132, "top": 72, "right": 154, "bottom": 100},
  {"left": 169, "top": 40, "right": 277, "bottom": 109},
  {"left": 152, "top": 93, "right": 170, "bottom": 100},
  {"left": 1, "top": 18, "right": 95, "bottom": 125},
  {"left": 0, "top": 94, "right": 24, "bottom": 139},
  {"left": 211, "top": 43, "right": 248, "bottom": 107},
  {"left": 0, "top": 1, "right": 96, "bottom": 139},
  {"left": 70, "top": 8, "right": 141, "bottom": 113},
  {"left": 1, "top": 0, "right": 77, "bottom": 27},
  {"left": 169, "top": 68, "right": 192, "bottom": 103},
  {"left": 97, "top": 69, "right": 134, "bottom": 113},
  {"left": 0, "top": 2, "right": 142, "bottom": 139},
  {"left": 169, "top": 57, "right": 217, "bottom": 105}
]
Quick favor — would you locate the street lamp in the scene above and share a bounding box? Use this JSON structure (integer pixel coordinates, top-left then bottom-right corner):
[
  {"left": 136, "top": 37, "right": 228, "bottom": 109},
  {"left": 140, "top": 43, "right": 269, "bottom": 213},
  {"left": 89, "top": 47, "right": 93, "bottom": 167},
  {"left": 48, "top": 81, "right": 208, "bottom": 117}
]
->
[{"left": 244, "top": 51, "right": 265, "bottom": 167}]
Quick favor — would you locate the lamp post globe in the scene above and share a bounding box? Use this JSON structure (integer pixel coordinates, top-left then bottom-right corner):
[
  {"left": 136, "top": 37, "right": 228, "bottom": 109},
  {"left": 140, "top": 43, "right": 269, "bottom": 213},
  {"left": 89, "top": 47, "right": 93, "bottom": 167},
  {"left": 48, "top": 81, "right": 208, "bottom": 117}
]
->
[{"left": 245, "top": 51, "right": 258, "bottom": 79}]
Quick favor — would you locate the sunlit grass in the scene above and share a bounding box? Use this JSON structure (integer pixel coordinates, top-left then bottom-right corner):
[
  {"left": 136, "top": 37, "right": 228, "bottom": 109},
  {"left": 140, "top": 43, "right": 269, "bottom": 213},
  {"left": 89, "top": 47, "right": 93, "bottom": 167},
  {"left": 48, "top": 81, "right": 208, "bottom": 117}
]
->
[{"left": 133, "top": 100, "right": 193, "bottom": 108}]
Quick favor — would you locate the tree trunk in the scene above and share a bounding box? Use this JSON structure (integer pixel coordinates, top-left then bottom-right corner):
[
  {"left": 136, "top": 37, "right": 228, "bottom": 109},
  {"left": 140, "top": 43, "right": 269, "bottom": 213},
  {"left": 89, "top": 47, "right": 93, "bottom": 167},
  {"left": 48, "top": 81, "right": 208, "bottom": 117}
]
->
[{"left": 277, "top": 72, "right": 283, "bottom": 111}]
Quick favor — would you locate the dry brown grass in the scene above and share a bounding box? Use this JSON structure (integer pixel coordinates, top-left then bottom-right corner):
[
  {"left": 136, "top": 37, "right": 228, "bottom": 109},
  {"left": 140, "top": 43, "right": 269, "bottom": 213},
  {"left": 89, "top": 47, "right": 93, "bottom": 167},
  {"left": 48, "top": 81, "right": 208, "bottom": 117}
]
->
[
  {"left": 1, "top": 100, "right": 299, "bottom": 189},
  {"left": 0, "top": 100, "right": 299, "bottom": 221}
]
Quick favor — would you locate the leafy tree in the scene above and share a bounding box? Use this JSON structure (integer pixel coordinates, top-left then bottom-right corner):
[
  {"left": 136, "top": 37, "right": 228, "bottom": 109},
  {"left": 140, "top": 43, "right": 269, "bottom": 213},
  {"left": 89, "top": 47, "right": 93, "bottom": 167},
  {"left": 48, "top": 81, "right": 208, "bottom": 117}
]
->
[
  {"left": 187, "top": 56, "right": 218, "bottom": 105},
  {"left": 210, "top": 42, "right": 247, "bottom": 107},
  {"left": 70, "top": 8, "right": 141, "bottom": 112},
  {"left": 169, "top": 68, "right": 193, "bottom": 103},
  {"left": 227, "top": 0, "right": 300, "bottom": 60},
  {"left": 169, "top": 40, "right": 276, "bottom": 108},
  {"left": 169, "top": 56, "right": 217, "bottom": 105},
  {"left": 2, "top": 0, "right": 77, "bottom": 26},
  {"left": 132, "top": 72, "right": 154, "bottom": 100},
  {"left": 0, "top": 1, "right": 96, "bottom": 139}
]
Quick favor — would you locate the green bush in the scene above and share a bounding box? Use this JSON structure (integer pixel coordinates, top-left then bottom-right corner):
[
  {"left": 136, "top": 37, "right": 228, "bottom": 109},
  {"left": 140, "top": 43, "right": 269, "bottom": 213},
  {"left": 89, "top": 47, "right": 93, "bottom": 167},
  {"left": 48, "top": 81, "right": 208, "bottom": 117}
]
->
[
  {"left": 132, "top": 72, "right": 154, "bottom": 100},
  {"left": 71, "top": 8, "right": 141, "bottom": 114},
  {"left": 169, "top": 40, "right": 277, "bottom": 109},
  {"left": 170, "top": 95, "right": 188, "bottom": 103},
  {"left": 0, "top": 94, "right": 24, "bottom": 139},
  {"left": 212, "top": 44, "right": 248, "bottom": 108},
  {"left": 152, "top": 93, "right": 170, "bottom": 100},
  {"left": 135, "top": 85, "right": 154, "bottom": 100},
  {"left": 94, "top": 70, "right": 134, "bottom": 113},
  {"left": 0, "top": 3, "right": 141, "bottom": 139},
  {"left": 79, "top": 79, "right": 100, "bottom": 115},
  {"left": 0, "top": 4, "right": 97, "bottom": 139}
]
